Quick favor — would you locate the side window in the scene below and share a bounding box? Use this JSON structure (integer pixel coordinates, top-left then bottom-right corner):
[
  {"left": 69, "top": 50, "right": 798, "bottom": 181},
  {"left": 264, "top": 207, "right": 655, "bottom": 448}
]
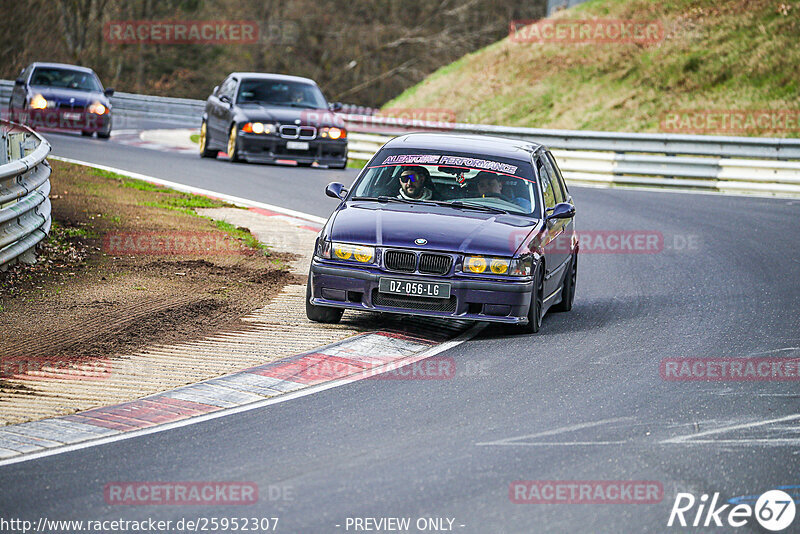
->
[
  {"left": 542, "top": 156, "right": 565, "bottom": 204},
  {"left": 20, "top": 65, "right": 33, "bottom": 83},
  {"left": 219, "top": 78, "right": 236, "bottom": 99},
  {"left": 537, "top": 158, "right": 556, "bottom": 209},
  {"left": 546, "top": 152, "right": 569, "bottom": 200}
]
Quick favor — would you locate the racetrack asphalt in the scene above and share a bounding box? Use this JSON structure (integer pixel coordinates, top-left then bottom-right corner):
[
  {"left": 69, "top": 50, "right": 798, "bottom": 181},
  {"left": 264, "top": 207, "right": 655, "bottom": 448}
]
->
[{"left": 2, "top": 119, "right": 799, "bottom": 533}]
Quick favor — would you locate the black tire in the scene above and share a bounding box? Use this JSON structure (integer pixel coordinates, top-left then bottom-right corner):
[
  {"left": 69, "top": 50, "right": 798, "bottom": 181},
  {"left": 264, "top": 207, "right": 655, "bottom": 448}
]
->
[
  {"left": 552, "top": 253, "right": 577, "bottom": 312},
  {"left": 226, "top": 124, "right": 242, "bottom": 162},
  {"left": 81, "top": 130, "right": 93, "bottom": 137},
  {"left": 97, "top": 130, "right": 111, "bottom": 139},
  {"left": 305, "top": 276, "right": 344, "bottom": 324},
  {"left": 516, "top": 265, "right": 543, "bottom": 334},
  {"left": 199, "top": 120, "right": 216, "bottom": 158}
]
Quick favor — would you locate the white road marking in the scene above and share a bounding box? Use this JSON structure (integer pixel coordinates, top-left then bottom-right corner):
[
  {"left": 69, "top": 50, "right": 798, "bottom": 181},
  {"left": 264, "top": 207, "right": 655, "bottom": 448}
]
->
[
  {"left": 660, "top": 413, "right": 800, "bottom": 444},
  {"left": 665, "top": 438, "right": 800, "bottom": 446},
  {"left": 475, "top": 417, "right": 634, "bottom": 446},
  {"left": 746, "top": 346, "right": 800, "bottom": 356}
]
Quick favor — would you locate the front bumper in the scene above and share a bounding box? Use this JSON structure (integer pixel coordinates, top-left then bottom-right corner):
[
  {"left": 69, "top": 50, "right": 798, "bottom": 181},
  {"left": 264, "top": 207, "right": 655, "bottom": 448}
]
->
[
  {"left": 309, "top": 261, "right": 534, "bottom": 324},
  {"left": 238, "top": 133, "right": 347, "bottom": 166}
]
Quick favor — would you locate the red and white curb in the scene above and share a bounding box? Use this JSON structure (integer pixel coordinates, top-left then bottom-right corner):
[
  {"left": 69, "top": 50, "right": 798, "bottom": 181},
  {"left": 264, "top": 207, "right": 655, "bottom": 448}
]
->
[
  {"left": 109, "top": 129, "right": 198, "bottom": 154},
  {"left": 0, "top": 324, "right": 478, "bottom": 466}
]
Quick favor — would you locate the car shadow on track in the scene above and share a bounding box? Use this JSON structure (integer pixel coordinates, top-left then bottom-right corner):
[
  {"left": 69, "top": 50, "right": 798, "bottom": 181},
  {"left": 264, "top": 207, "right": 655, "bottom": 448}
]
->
[{"left": 478, "top": 294, "right": 652, "bottom": 340}]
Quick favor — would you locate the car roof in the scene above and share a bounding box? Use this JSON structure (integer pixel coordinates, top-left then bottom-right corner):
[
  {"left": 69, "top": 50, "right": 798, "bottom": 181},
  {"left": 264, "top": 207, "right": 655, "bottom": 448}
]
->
[
  {"left": 29, "top": 62, "right": 97, "bottom": 74},
  {"left": 228, "top": 72, "right": 319, "bottom": 85},
  {"left": 384, "top": 133, "right": 544, "bottom": 161}
]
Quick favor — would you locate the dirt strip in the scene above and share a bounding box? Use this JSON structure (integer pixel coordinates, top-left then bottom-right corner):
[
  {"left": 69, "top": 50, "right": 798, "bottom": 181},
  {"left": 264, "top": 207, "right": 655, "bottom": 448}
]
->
[{"left": 0, "top": 163, "right": 380, "bottom": 425}]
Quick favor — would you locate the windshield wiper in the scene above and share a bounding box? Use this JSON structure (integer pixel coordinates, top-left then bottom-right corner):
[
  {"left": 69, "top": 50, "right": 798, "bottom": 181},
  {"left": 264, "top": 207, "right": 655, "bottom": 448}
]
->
[
  {"left": 434, "top": 200, "right": 510, "bottom": 214},
  {"left": 353, "top": 197, "right": 512, "bottom": 213},
  {"left": 288, "top": 102, "right": 321, "bottom": 109},
  {"left": 243, "top": 101, "right": 317, "bottom": 109}
]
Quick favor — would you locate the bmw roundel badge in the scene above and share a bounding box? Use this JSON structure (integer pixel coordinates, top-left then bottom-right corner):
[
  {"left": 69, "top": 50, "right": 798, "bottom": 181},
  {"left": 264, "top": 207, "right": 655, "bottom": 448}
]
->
[{"left": 415, "top": 238, "right": 427, "bottom": 245}]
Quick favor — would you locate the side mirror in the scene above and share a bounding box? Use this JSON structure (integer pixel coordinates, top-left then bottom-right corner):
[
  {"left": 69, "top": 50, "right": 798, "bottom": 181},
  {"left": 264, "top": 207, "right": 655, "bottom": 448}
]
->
[
  {"left": 325, "top": 182, "right": 347, "bottom": 200},
  {"left": 545, "top": 202, "right": 575, "bottom": 221},
  {"left": 219, "top": 95, "right": 232, "bottom": 105},
  {"left": 329, "top": 102, "right": 343, "bottom": 112},
  {"left": 212, "top": 85, "right": 219, "bottom": 94},
  {"left": 104, "top": 88, "right": 115, "bottom": 97},
  {"left": 15, "top": 78, "right": 25, "bottom": 86}
]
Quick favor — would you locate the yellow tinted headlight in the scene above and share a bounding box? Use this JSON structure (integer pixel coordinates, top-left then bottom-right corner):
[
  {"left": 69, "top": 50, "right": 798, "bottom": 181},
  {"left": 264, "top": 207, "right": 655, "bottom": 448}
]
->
[
  {"left": 465, "top": 256, "right": 487, "bottom": 273},
  {"left": 490, "top": 258, "right": 510, "bottom": 274},
  {"left": 331, "top": 243, "right": 374, "bottom": 263},
  {"left": 334, "top": 247, "right": 352, "bottom": 260}
]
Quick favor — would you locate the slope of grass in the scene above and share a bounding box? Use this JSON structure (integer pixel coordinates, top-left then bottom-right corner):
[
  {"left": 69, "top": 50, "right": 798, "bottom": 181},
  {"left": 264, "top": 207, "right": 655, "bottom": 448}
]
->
[{"left": 385, "top": 0, "right": 799, "bottom": 136}]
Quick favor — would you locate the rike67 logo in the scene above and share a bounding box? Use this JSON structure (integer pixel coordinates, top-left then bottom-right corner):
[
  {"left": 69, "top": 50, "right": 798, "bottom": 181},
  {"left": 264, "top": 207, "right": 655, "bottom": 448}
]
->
[{"left": 668, "top": 489, "right": 796, "bottom": 531}]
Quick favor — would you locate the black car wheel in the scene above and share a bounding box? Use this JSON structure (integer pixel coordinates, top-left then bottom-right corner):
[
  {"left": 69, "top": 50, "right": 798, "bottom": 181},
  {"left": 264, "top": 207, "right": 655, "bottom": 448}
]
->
[
  {"left": 552, "top": 252, "right": 577, "bottom": 313},
  {"left": 305, "top": 275, "right": 344, "bottom": 324},
  {"left": 227, "top": 124, "right": 242, "bottom": 162},
  {"left": 81, "top": 131, "right": 93, "bottom": 137},
  {"left": 517, "top": 265, "right": 544, "bottom": 334},
  {"left": 199, "top": 120, "right": 216, "bottom": 158}
]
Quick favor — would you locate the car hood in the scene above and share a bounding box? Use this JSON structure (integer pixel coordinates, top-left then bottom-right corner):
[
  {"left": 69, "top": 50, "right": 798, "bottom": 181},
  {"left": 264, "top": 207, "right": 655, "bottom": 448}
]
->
[
  {"left": 236, "top": 103, "right": 330, "bottom": 125},
  {"left": 329, "top": 202, "right": 540, "bottom": 257},
  {"left": 29, "top": 86, "right": 106, "bottom": 107}
]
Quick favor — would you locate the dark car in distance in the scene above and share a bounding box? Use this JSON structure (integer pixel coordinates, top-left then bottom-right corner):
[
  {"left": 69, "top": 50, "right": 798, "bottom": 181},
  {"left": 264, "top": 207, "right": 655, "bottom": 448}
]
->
[
  {"left": 307, "top": 133, "right": 578, "bottom": 334},
  {"left": 8, "top": 62, "right": 114, "bottom": 138},
  {"left": 199, "top": 72, "right": 348, "bottom": 168}
]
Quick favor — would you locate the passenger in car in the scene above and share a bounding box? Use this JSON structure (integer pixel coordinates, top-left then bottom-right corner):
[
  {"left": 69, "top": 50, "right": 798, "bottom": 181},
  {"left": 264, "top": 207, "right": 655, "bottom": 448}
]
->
[{"left": 476, "top": 171, "right": 531, "bottom": 212}]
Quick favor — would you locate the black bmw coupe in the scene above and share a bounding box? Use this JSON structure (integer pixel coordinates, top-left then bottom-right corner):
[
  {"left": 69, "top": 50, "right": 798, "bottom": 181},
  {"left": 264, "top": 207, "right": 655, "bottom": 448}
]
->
[{"left": 199, "top": 72, "right": 347, "bottom": 168}]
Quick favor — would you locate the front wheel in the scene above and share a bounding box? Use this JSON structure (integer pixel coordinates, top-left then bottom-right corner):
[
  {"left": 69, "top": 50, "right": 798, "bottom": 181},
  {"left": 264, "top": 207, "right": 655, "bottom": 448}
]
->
[
  {"left": 227, "top": 124, "right": 242, "bottom": 162},
  {"left": 199, "top": 120, "right": 216, "bottom": 158},
  {"left": 516, "top": 266, "right": 543, "bottom": 334},
  {"left": 552, "top": 253, "right": 577, "bottom": 312},
  {"left": 305, "top": 276, "right": 344, "bottom": 324}
]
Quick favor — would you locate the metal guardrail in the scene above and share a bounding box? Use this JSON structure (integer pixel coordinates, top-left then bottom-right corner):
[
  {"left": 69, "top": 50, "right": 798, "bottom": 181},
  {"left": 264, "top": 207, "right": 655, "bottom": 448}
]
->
[
  {"left": 342, "top": 115, "right": 800, "bottom": 196},
  {"left": 0, "top": 120, "right": 52, "bottom": 270},
  {"left": 3, "top": 79, "right": 799, "bottom": 196}
]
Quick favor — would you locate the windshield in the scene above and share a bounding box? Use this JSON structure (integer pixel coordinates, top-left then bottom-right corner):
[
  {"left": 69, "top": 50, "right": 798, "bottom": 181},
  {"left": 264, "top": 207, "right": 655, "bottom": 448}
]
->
[
  {"left": 352, "top": 151, "right": 538, "bottom": 216},
  {"left": 29, "top": 67, "right": 103, "bottom": 92},
  {"left": 236, "top": 79, "right": 328, "bottom": 108}
]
